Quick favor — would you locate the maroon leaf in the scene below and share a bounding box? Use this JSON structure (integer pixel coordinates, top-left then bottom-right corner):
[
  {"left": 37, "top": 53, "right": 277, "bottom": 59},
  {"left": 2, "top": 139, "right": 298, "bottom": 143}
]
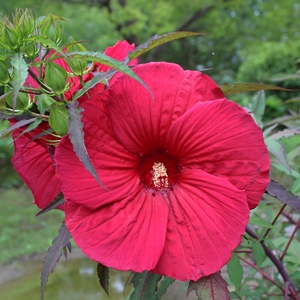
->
[
  {"left": 97, "top": 263, "right": 110, "bottom": 297},
  {"left": 187, "top": 271, "right": 230, "bottom": 300},
  {"left": 0, "top": 117, "right": 36, "bottom": 138},
  {"left": 41, "top": 222, "right": 72, "bottom": 300},
  {"left": 36, "top": 194, "right": 65, "bottom": 216},
  {"left": 266, "top": 180, "right": 300, "bottom": 214},
  {"left": 67, "top": 101, "right": 107, "bottom": 189}
]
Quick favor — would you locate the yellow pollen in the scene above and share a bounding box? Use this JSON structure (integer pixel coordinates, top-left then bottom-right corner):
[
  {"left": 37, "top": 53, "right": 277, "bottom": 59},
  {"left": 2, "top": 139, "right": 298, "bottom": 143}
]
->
[{"left": 152, "top": 162, "right": 169, "bottom": 190}]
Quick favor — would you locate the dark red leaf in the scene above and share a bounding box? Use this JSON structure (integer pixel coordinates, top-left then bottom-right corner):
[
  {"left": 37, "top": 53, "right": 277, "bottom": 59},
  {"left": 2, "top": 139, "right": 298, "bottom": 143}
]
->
[
  {"left": 67, "top": 101, "right": 107, "bottom": 189},
  {"left": 97, "top": 263, "right": 110, "bottom": 298},
  {"left": 0, "top": 117, "right": 36, "bottom": 138},
  {"left": 41, "top": 222, "right": 72, "bottom": 300},
  {"left": 266, "top": 180, "right": 300, "bottom": 214},
  {"left": 36, "top": 194, "right": 65, "bottom": 216},
  {"left": 187, "top": 271, "right": 230, "bottom": 300},
  {"left": 129, "top": 271, "right": 162, "bottom": 300}
]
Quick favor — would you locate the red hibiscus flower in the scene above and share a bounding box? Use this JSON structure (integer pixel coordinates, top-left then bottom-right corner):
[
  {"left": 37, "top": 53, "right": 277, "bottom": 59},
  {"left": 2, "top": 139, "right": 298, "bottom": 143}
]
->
[
  {"left": 11, "top": 40, "right": 136, "bottom": 209},
  {"left": 55, "top": 62, "right": 270, "bottom": 281}
]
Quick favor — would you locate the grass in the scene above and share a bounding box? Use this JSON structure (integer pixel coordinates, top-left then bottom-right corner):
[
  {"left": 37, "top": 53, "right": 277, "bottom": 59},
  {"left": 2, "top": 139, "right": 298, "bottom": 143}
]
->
[
  {"left": 0, "top": 186, "right": 64, "bottom": 264},
  {"left": 0, "top": 119, "right": 65, "bottom": 264}
]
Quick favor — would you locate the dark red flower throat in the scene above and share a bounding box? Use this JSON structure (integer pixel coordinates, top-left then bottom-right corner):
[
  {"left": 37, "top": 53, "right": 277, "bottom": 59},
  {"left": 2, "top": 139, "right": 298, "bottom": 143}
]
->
[{"left": 138, "top": 149, "right": 180, "bottom": 193}]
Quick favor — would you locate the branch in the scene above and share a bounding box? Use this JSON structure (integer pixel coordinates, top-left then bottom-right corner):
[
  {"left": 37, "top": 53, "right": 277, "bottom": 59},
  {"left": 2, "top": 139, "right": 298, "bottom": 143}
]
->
[
  {"left": 246, "top": 225, "right": 299, "bottom": 299},
  {"left": 176, "top": 5, "right": 214, "bottom": 31},
  {"left": 146, "top": 5, "right": 214, "bottom": 62},
  {"left": 237, "top": 254, "right": 285, "bottom": 293}
]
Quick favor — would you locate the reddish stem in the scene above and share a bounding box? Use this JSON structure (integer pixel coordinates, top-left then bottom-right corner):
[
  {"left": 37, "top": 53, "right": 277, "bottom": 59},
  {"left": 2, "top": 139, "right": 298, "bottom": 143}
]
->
[
  {"left": 237, "top": 254, "right": 284, "bottom": 292},
  {"left": 280, "top": 218, "right": 300, "bottom": 261},
  {"left": 263, "top": 204, "right": 286, "bottom": 239},
  {"left": 246, "top": 225, "right": 299, "bottom": 299}
]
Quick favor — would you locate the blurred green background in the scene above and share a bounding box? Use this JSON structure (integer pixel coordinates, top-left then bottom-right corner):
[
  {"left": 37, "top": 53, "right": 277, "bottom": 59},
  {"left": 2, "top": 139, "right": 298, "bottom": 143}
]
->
[{"left": 0, "top": 0, "right": 300, "bottom": 299}]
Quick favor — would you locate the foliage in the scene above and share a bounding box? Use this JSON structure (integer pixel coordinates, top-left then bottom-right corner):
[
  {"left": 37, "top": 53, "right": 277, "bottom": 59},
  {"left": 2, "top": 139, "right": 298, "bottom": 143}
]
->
[{"left": 0, "top": 7, "right": 300, "bottom": 300}]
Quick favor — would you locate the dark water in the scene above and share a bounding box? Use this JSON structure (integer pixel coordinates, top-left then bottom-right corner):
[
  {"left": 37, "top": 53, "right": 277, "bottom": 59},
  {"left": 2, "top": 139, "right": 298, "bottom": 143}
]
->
[{"left": 0, "top": 256, "right": 193, "bottom": 300}]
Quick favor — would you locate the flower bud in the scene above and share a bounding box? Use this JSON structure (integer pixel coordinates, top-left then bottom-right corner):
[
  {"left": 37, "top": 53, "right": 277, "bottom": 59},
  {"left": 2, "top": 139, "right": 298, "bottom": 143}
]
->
[
  {"left": 0, "top": 60, "right": 11, "bottom": 85},
  {"left": 21, "top": 42, "right": 40, "bottom": 58},
  {"left": 2, "top": 23, "right": 19, "bottom": 50},
  {"left": 40, "top": 14, "right": 63, "bottom": 45},
  {"left": 5, "top": 90, "right": 30, "bottom": 110},
  {"left": 17, "top": 9, "right": 35, "bottom": 39},
  {"left": 66, "top": 38, "right": 88, "bottom": 76},
  {"left": 49, "top": 104, "right": 69, "bottom": 136},
  {"left": 44, "top": 61, "right": 68, "bottom": 95}
]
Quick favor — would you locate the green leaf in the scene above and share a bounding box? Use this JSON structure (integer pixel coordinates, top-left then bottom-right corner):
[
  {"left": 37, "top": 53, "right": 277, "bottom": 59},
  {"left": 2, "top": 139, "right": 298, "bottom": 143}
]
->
[
  {"left": 73, "top": 70, "right": 116, "bottom": 100},
  {"left": 10, "top": 53, "right": 28, "bottom": 110},
  {"left": 157, "top": 277, "right": 175, "bottom": 300},
  {"left": 266, "top": 128, "right": 300, "bottom": 140},
  {"left": 187, "top": 271, "right": 230, "bottom": 300},
  {"left": 252, "top": 242, "right": 265, "bottom": 268},
  {"left": 266, "top": 180, "right": 300, "bottom": 214},
  {"left": 67, "top": 101, "right": 106, "bottom": 189},
  {"left": 248, "top": 91, "right": 265, "bottom": 126},
  {"left": 65, "top": 51, "right": 152, "bottom": 96},
  {"left": 34, "top": 35, "right": 66, "bottom": 57},
  {"left": 128, "top": 31, "right": 203, "bottom": 60},
  {"left": 129, "top": 271, "right": 162, "bottom": 300},
  {"left": 41, "top": 221, "right": 72, "bottom": 300},
  {"left": 49, "top": 104, "right": 68, "bottom": 136},
  {"left": 0, "top": 117, "right": 36, "bottom": 138},
  {"left": 291, "top": 176, "right": 300, "bottom": 194},
  {"left": 36, "top": 94, "right": 56, "bottom": 113},
  {"left": 97, "top": 263, "right": 110, "bottom": 297},
  {"left": 272, "top": 163, "right": 299, "bottom": 178},
  {"left": 265, "top": 139, "right": 291, "bottom": 174},
  {"left": 249, "top": 216, "right": 274, "bottom": 229},
  {"left": 220, "top": 82, "right": 295, "bottom": 96},
  {"left": 227, "top": 252, "right": 243, "bottom": 291}
]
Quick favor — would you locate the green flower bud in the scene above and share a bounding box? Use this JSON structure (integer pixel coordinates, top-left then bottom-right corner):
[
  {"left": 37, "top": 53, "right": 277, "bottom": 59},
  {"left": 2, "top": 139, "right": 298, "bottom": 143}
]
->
[
  {"left": 0, "top": 60, "right": 11, "bottom": 85},
  {"left": 3, "top": 23, "right": 19, "bottom": 50},
  {"left": 66, "top": 38, "right": 88, "bottom": 76},
  {"left": 44, "top": 61, "right": 68, "bottom": 95},
  {"left": 5, "top": 90, "right": 30, "bottom": 110},
  {"left": 49, "top": 104, "right": 68, "bottom": 136},
  {"left": 21, "top": 42, "right": 40, "bottom": 58},
  {"left": 40, "top": 14, "right": 63, "bottom": 45},
  {"left": 17, "top": 9, "right": 36, "bottom": 39}
]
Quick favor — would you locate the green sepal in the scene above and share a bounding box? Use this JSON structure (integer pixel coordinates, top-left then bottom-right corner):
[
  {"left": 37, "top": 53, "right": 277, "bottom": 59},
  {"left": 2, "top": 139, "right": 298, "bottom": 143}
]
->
[
  {"left": 49, "top": 103, "right": 68, "bottom": 136},
  {"left": 44, "top": 61, "right": 68, "bottom": 95},
  {"left": 36, "top": 94, "right": 56, "bottom": 113}
]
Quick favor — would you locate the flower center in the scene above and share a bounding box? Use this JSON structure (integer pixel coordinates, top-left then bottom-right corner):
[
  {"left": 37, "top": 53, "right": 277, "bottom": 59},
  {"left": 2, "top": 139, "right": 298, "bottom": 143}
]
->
[
  {"left": 152, "top": 162, "right": 169, "bottom": 190},
  {"left": 138, "top": 149, "right": 180, "bottom": 192}
]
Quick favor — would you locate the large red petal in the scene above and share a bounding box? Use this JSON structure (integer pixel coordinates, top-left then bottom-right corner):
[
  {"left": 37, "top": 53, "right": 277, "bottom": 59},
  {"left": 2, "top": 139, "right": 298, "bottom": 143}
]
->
[
  {"left": 152, "top": 169, "right": 249, "bottom": 281},
  {"left": 106, "top": 62, "right": 224, "bottom": 155},
  {"left": 55, "top": 100, "right": 140, "bottom": 210},
  {"left": 166, "top": 99, "right": 270, "bottom": 209},
  {"left": 65, "top": 187, "right": 169, "bottom": 271},
  {"left": 11, "top": 126, "right": 61, "bottom": 209}
]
